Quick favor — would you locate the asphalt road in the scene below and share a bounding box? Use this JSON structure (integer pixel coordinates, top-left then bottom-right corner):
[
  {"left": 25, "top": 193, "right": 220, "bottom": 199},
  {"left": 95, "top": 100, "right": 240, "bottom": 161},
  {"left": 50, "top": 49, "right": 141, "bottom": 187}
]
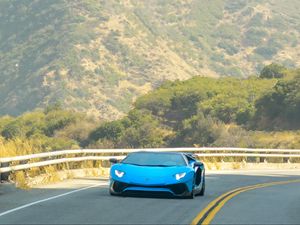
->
[{"left": 1, "top": 170, "right": 300, "bottom": 224}]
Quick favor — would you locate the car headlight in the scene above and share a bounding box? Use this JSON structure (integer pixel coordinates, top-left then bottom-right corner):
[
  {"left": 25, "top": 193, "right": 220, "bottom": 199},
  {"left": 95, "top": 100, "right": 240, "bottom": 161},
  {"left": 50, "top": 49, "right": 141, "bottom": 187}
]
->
[
  {"left": 175, "top": 172, "right": 186, "bottom": 180},
  {"left": 115, "top": 170, "right": 125, "bottom": 178}
]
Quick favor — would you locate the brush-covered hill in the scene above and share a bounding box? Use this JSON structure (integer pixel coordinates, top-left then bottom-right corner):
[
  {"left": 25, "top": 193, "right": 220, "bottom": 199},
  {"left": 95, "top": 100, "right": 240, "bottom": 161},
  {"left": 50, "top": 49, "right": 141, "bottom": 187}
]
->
[
  {"left": 0, "top": 0, "right": 299, "bottom": 119},
  {"left": 1, "top": 67, "right": 299, "bottom": 157}
]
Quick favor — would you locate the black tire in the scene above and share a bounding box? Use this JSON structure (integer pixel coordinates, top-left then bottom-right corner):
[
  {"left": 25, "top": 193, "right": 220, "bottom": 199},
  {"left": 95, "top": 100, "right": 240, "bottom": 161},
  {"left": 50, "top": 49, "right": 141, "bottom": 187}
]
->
[
  {"left": 109, "top": 189, "right": 117, "bottom": 196},
  {"left": 187, "top": 190, "right": 195, "bottom": 199},
  {"left": 187, "top": 178, "right": 196, "bottom": 199},
  {"left": 198, "top": 172, "right": 205, "bottom": 196},
  {"left": 198, "top": 181, "right": 205, "bottom": 196}
]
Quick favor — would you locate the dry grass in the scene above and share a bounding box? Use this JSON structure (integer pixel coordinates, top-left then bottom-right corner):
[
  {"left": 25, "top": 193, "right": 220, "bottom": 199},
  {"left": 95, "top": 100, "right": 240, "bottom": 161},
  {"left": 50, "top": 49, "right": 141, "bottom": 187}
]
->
[
  {"left": 14, "top": 171, "right": 30, "bottom": 189},
  {"left": 204, "top": 161, "right": 221, "bottom": 170},
  {"left": 232, "top": 162, "right": 242, "bottom": 170},
  {"left": 8, "top": 161, "right": 109, "bottom": 189},
  {"left": 43, "top": 166, "right": 61, "bottom": 183},
  {"left": 252, "top": 131, "right": 300, "bottom": 149},
  {"left": 0, "top": 137, "right": 43, "bottom": 158}
]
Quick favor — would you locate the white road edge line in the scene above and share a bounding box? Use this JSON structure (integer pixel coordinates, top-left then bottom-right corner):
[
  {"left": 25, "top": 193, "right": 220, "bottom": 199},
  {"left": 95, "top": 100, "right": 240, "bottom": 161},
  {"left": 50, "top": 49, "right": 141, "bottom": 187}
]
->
[{"left": 0, "top": 182, "right": 108, "bottom": 217}]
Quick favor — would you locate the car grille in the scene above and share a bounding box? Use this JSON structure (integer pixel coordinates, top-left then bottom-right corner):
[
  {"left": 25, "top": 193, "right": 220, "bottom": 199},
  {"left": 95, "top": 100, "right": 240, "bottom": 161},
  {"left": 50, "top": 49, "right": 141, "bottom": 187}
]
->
[{"left": 112, "top": 181, "right": 188, "bottom": 195}]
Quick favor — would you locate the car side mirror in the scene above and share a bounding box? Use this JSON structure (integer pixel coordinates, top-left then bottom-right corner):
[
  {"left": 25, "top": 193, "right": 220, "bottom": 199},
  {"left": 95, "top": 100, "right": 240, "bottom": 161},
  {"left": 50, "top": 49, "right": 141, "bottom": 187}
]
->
[
  {"left": 109, "top": 158, "right": 119, "bottom": 164},
  {"left": 193, "top": 162, "right": 202, "bottom": 167}
]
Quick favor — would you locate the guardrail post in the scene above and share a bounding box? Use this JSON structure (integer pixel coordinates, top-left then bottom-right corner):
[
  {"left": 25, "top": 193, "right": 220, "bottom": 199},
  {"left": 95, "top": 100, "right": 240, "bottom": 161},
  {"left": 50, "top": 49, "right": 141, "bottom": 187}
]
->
[
  {"left": 0, "top": 162, "right": 10, "bottom": 182},
  {"left": 283, "top": 157, "right": 289, "bottom": 163},
  {"left": 65, "top": 162, "right": 70, "bottom": 170}
]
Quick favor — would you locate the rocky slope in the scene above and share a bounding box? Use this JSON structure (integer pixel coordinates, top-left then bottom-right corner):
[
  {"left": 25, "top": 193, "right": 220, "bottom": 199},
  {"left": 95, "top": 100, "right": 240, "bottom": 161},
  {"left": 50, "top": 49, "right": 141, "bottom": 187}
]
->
[{"left": 0, "top": 0, "right": 299, "bottom": 119}]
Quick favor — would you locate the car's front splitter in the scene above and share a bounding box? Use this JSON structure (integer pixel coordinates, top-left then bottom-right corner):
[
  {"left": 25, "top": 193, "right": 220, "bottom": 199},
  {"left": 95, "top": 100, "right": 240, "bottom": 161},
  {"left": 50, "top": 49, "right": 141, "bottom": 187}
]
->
[{"left": 109, "top": 180, "right": 192, "bottom": 197}]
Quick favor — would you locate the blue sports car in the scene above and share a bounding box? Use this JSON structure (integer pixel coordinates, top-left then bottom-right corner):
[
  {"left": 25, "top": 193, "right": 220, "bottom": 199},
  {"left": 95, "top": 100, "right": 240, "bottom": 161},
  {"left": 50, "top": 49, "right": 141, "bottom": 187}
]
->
[{"left": 109, "top": 151, "right": 205, "bottom": 198}]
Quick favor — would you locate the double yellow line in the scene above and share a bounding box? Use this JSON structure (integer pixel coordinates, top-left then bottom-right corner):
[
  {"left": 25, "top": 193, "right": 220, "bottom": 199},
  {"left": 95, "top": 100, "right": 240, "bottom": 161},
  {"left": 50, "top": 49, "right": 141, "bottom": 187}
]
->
[{"left": 191, "top": 179, "right": 300, "bottom": 225}]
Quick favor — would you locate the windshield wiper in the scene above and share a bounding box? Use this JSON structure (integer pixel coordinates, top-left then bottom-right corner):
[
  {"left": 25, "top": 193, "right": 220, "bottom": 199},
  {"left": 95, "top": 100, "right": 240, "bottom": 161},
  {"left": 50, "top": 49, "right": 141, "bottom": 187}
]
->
[
  {"left": 122, "top": 163, "right": 142, "bottom": 166},
  {"left": 144, "top": 165, "right": 174, "bottom": 167},
  {"left": 123, "top": 163, "right": 176, "bottom": 167}
]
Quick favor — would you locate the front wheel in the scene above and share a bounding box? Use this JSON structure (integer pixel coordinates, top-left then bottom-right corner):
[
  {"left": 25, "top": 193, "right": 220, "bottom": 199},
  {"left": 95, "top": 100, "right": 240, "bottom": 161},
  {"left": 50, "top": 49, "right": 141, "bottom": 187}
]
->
[
  {"left": 198, "top": 181, "right": 205, "bottom": 196},
  {"left": 197, "top": 173, "right": 205, "bottom": 196},
  {"left": 109, "top": 188, "right": 118, "bottom": 196},
  {"left": 187, "top": 178, "right": 197, "bottom": 199},
  {"left": 187, "top": 189, "right": 195, "bottom": 199}
]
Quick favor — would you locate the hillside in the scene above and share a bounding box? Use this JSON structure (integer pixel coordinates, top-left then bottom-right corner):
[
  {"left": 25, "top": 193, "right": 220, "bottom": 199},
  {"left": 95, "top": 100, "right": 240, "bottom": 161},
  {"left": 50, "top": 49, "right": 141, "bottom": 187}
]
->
[
  {"left": 1, "top": 67, "right": 300, "bottom": 157},
  {"left": 0, "top": 0, "right": 300, "bottom": 119},
  {"left": 87, "top": 67, "right": 300, "bottom": 149}
]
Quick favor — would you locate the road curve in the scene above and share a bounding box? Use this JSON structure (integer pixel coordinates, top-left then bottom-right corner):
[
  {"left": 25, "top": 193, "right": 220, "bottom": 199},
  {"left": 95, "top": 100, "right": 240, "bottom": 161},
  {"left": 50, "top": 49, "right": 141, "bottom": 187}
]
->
[
  {"left": 0, "top": 170, "right": 300, "bottom": 224},
  {"left": 210, "top": 181, "right": 300, "bottom": 224}
]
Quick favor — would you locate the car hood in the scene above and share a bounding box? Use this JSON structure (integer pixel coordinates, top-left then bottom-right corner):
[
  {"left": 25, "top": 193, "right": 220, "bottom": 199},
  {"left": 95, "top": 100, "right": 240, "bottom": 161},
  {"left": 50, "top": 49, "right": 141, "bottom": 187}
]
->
[{"left": 110, "top": 163, "right": 193, "bottom": 185}]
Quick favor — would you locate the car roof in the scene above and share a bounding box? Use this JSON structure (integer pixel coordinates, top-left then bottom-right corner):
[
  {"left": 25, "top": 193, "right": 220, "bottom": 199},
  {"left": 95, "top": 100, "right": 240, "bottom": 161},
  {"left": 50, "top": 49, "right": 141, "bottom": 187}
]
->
[
  {"left": 130, "top": 151, "right": 184, "bottom": 155},
  {"left": 124, "top": 151, "right": 189, "bottom": 166},
  {"left": 128, "top": 151, "right": 197, "bottom": 161},
  {"left": 183, "top": 152, "right": 197, "bottom": 159}
]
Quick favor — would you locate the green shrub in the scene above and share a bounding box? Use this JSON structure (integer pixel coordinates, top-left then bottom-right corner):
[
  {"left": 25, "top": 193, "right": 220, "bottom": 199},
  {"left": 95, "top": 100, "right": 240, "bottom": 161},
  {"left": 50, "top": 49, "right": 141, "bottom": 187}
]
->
[{"left": 260, "top": 63, "right": 287, "bottom": 79}]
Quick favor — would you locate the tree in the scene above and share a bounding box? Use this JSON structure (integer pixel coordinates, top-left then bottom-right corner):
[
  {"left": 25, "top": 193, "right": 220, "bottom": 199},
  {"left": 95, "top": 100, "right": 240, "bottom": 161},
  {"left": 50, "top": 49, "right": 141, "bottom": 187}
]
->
[
  {"left": 118, "top": 110, "right": 168, "bottom": 148},
  {"left": 88, "top": 120, "right": 125, "bottom": 143},
  {"left": 1, "top": 121, "right": 26, "bottom": 139},
  {"left": 259, "top": 63, "right": 286, "bottom": 79},
  {"left": 172, "top": 113, "right": 225, "bottom": 147},
  {"left": 44, "top": 110, "right": 79, "bottom": 136},
  {"left": 119, "top": 123, "right": 166, "bottom": 148},
  {"left": 254, "top": 74, "right": 300, "bottom": 129},
  {"left": 170, "top": 91, "right": 204, "bottom": 120}
]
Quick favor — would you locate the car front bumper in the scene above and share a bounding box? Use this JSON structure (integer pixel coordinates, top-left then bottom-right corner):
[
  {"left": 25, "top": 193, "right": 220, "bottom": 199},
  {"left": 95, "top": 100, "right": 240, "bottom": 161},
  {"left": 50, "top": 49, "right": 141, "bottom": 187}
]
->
[{"left": 109, "top": 180, "right": 192, "bottom": 197}]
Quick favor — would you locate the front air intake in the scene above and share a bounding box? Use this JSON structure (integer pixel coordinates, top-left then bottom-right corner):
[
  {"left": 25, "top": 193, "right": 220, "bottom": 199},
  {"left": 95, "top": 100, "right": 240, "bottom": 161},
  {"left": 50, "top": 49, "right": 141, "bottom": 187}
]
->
[{"left": 112, "top": 181, "right": 188, "bottom": 195}]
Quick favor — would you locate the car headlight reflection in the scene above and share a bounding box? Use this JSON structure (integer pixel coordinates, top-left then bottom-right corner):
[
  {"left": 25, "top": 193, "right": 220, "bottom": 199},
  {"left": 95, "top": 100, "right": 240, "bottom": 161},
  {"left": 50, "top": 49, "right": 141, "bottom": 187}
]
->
[
  {"left": 175, "top": 172, "right": 186, "bottom": 180},
  {"left": 115, "top": 170, "right": 125, "bottom": 178}
]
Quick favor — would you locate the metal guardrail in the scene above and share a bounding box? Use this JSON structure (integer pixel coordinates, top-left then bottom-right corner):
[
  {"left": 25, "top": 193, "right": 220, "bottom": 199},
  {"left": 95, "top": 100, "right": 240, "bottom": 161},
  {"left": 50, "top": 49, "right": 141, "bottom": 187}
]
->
[{"left": 1, "top": 147, "right": 300, "bottom": 181}]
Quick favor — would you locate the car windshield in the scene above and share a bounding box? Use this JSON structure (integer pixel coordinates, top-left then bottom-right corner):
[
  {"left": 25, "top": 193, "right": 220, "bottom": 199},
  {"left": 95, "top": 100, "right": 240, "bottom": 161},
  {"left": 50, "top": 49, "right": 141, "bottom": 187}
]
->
[{"left": 122, "top": 152, "right": 186, "bottom": 167}]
